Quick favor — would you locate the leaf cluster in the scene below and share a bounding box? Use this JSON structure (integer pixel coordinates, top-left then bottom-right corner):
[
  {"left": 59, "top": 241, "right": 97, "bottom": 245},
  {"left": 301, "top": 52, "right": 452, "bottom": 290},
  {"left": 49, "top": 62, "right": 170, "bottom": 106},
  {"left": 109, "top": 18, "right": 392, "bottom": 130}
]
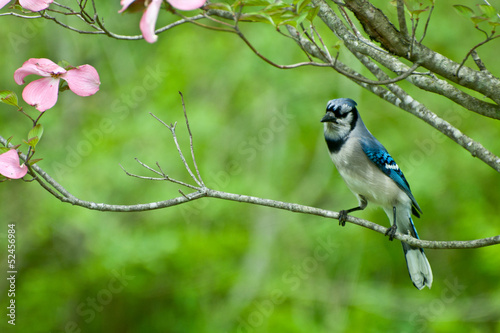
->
[
  {"left": 206, "top": 0, "right": 319, "bottom": 28},
  {"left": 453, "top": 3, "right": 500, "bottom": 31}
]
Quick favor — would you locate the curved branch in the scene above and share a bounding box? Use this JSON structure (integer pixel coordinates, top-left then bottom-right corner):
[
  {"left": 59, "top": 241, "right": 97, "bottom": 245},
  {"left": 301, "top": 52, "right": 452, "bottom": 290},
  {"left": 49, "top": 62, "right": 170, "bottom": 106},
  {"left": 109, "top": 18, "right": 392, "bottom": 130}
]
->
[
  {"left": 337, "top": 0, "right": 500, "bottom": 104},
  {"left": 18, "top": 158, "right": 500, "bottom": 250},
  {"left": 0, "top": 12, "right": 42, "bottom": 18},
  {"left": 1, "top": 112, "right": 499, "bottom": 251},
  {"left": 286, "top": 25, "right": 423, "bottom": 86},
  {"left": 349, "top": 50, "right": 500, "bottom": 172},
  {"left": 457, "top": 34, "right": 500, "bottom": 76},
  {"left": 313, "top": 0, "right": 500, "bottom": 119}
]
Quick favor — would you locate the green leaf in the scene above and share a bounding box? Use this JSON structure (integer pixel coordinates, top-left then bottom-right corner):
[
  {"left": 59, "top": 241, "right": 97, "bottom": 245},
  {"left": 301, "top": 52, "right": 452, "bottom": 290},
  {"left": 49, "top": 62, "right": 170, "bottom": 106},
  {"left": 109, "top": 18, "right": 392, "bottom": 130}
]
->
[
  {"left": 58, "top": 60, "right": 73, "bottom": 70},
  {"left": 404, "top": 0, "right": 429, "bottom": 15},
  {"left": 205, "top": 3, "right": 233, "bottom": 12},
  {"left": 27, "top": 124, "right": 43, "bottom": 148},
  {"left": 294, "top": 11, "right": 308, "bottom": 25},
  {"left": 297, "top": 0, "right": 312, "bottom": 13},
  {"left": 5, "top": 136, "right": 14, "bottom": 146},
  {"left": 241, "top": 12, "right": 275, "bottom": 25},
  {"left": 306, "top": 5, "right": 319, "bottom": 21},
  {"left": 0, "top": 147, "right": 9, "bottom": 154},
  {"left": 28, "top": 124, "right": 44, "bottom": 141},
  {"left": 0, "top": 90, "right": 19, "bottom": 107},
  {"left": 453, "top": 5, "right": 474, "bottom": 18},
  {"left": 471, "top": 15, "right": 489, "bottom": 25},
  {"left": 478, "top": 4, "right": 497, "bottom": 18},
  {"left": 28, "top": 158, "right": 43, "bottom": 165},
  {"left": 411, "top": 7, "right": 429, "bottom": 16},
  {"left": 332, "top": 41, "right": 342, "bottom": 51},
  {"left": 27, "top": 137, "right": 40, "bottom": 148},
  {"left": 238, "top": 0, "right": 272, "bottom": 6}
]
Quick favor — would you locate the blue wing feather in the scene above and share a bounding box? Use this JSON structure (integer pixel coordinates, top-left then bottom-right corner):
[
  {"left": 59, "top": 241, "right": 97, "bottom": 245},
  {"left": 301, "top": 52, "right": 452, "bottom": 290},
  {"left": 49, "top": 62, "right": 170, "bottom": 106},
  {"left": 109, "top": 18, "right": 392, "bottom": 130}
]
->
[{"left": 360, "top": 138, "right": 422, "bottom": 216}]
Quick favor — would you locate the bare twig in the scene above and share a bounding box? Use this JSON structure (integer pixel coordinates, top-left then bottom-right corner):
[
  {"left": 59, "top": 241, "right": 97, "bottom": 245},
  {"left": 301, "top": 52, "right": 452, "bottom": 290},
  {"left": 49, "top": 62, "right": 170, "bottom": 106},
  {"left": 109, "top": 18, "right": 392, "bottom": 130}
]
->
[
  {"left": 120, "top": 159, "right": 200, "bottom": 190},
  {"left": 418, "top": 3, "right": 434, "bottom": 44},
  {"left": 286, "top": 25, "right": 423, "bottom": 85},
  {"left": 456, "top": 35, "right": 500, "bottom": 77},
  {"left": 149, "top": 113, "right": 202, "bottom": 187},
  {"left": 0, "top": 12, "right": 42, "bottom": 18},
  {"left": 349, "top": 49, "right": 500, "bottom": 173},
  {"left": 3, "top": 1, "right": 500, "bottom": 251},
  {"left": 470, "top": 50, "right": 488, "bottom": 72},
  {"left": 1, "top": 109, "right": 499, "bottom": 250},
  {"left": 179, "top": 92, "right": 205, "bottom": 187}
]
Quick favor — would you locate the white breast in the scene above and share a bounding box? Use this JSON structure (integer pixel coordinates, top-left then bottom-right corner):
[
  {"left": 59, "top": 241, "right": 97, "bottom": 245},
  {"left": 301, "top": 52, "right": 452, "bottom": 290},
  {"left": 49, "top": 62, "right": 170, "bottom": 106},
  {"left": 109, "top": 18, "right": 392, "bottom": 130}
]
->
[{"left": 329, "top": 139, "right": 410, "bottom": 209}]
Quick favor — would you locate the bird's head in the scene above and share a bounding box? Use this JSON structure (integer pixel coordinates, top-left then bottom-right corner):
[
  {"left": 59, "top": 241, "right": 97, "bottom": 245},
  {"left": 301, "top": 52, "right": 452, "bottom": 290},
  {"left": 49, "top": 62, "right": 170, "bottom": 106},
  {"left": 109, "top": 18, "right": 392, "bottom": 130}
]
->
[{"left": 321, "top": 98, "right": 359, "bottom": 139}]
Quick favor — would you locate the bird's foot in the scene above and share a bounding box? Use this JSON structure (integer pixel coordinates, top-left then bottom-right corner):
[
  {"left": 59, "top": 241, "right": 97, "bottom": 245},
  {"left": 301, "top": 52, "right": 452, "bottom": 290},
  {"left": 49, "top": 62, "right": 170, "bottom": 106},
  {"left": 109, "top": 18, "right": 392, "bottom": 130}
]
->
[
  {"left": 385, "top": 224, "right": 397, "bottom": 241},
  {"left": 338, "top": 210, "right": 348, "bottom": 227}
]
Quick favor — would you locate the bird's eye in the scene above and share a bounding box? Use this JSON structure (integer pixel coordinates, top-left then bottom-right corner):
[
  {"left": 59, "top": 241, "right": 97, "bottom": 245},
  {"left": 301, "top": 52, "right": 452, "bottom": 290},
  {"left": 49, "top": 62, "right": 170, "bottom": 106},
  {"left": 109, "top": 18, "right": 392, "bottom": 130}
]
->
[{"left": 328, "top": 107, "right": 349, "bottom": 119}]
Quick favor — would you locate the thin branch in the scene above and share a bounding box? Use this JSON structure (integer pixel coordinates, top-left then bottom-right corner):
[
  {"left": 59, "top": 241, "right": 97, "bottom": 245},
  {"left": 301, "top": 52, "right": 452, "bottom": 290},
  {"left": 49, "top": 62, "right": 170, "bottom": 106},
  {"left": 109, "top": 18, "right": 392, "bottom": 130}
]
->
[
  {"left": 18, "top": 156, "right": 500, "bottom": 249},
  {"left": 396, "top": 0, "right": 409, "bottom": 37},
  {"left": 2, "top": 1, "right": 500, "bottom": 251},
  {"left": 1, "top": 111, "right": 499, "bottom": 250},
  {"left": 313, "top": 0, "right": 500, "bottom": 119},
  {"left": 470, "top": 50, "right": 488, "bottom": 72},
  {"left": 286, "top": 25, "right": 423, "bottom": 85},
  {"left": 0, "top": 12, "right": 42, "bottom": 18},
  {"left": 149, "top": 113, "right": 202, "bottom": 187},
  {"left": 323, "top": 0, "right": 500, "bottom": 104},
  {"left": 132, "top": 158, "right": 164, "bottom": 177},
  {"left": 179, "top": 92, "right": 205, "bottom": 187},
  {"left": 350, "top": 49, "right": 500, "bottom": 173},
  {"left": 120, "top": 159, "right": 200, "bottom": 190},
  {"left": 287, "top": 25, "right": 315, "bottom": 61},
  {"left": 418, "top": 3, "right": 434, "bottom": 44},
  {"left": 311, "top": 24, "right": 333, "bottom": 61},
  {"left": 36, "top": 9, "right": 203, "bottom": 40},
  {"left": 456, "top": 34, "right": 500, "bottom": 77}
]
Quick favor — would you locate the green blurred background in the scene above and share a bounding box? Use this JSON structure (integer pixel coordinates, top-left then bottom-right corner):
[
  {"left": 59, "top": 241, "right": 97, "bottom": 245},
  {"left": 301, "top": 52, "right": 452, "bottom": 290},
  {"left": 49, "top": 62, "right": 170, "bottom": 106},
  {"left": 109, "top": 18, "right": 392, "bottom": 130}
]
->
[{"left": 1, "top": 1, "right": 500, "bottom": 332}]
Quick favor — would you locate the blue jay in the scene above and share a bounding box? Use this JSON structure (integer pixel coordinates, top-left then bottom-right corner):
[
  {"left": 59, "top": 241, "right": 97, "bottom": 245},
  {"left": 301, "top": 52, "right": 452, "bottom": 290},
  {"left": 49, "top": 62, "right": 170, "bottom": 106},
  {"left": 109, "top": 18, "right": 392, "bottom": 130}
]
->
[{"left": 321, "top": 98, "right": 432, "bottom": 290}]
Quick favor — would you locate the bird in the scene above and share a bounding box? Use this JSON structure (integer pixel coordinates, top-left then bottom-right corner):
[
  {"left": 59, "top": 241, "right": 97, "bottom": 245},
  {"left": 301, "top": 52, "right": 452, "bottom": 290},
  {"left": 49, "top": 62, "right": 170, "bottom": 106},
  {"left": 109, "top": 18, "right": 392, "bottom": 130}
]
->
[{"left": 321, "top": 98, "right": 432, "bottom": 290}]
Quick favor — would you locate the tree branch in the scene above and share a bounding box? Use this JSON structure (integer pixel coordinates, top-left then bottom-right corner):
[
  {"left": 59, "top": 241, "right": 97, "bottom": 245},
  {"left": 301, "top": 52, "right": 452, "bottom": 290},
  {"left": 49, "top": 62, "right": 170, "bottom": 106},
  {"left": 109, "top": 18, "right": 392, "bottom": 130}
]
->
[
  {"left": 1, "top": 108, "right": 499, "bottom": 250},
  {"left": 338, "top": 0, "right": 500, "bottom": 104},
  {"left": 314, "top": 0, "right": 500, "bottom": 119},
  {"left": 3, "top": 1, "right": 500, "bottom": 249},
  {"left": 348, "top": 49, "right": 500, "bottom": 172},
  {"left": 396, "top": 0, "right": 409, "bottom": 38}
]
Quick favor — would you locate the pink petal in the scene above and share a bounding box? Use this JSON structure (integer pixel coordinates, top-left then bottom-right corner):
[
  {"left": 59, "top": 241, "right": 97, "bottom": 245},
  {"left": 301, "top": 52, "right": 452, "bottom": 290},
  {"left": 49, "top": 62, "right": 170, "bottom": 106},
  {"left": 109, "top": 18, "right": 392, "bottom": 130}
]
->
[
  {"left": 140, "top": 0, "right": 162, "bottom": 43},
  {"left": 14, "top": 58, "right": 65, "bottom": 85},
  {"left": 19, "top": 0, "right": 53, "bottom": 11},
  {"left": 63, "top": 65, "right": 100, "bottom": 96},
  {"left": 0, "top": 149, "right": 28, "bottom": 179},
  {"left": 118, "top": 0, "right": 135, "bottom": 13},
  {"left": 0, "top": 0, "right": 12, "bottom": 10},
  {"left": 22, "top": 77, "right": 60, "bottom": 112},
  {"left": 167, "top": 0, "right": 205, "bottom": 10}
]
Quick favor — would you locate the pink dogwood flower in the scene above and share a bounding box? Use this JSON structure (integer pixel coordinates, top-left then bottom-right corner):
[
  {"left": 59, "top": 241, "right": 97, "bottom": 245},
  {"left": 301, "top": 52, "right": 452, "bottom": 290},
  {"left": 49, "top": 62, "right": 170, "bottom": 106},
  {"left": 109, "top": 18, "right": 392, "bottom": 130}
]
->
[
  {"left": 119, "top": 0, "right": 206, "bottom": 43},
  {"left": 14, "top": 58, "right": 100, "bottom": 112},
  {"left": 0, "top": 149, "right": 28, "bottom": 179},
  {"left": 0, "top": 0, "right": 53, "bottom": 12}
]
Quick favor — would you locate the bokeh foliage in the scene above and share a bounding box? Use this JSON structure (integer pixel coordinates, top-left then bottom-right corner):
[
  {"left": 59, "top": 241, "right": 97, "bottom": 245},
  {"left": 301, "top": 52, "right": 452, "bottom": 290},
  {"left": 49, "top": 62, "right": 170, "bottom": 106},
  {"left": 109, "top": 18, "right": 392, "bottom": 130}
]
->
[{"left": 1, "top": 1, "right": 500, "bottom": 332}]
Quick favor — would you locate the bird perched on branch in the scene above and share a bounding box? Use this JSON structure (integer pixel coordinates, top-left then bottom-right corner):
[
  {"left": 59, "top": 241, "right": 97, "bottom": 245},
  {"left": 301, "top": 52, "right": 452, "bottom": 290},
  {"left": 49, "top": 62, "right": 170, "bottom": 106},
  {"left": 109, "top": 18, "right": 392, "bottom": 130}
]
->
[{"left": 321, "top": 98, "right": 432, "bottom": 290}]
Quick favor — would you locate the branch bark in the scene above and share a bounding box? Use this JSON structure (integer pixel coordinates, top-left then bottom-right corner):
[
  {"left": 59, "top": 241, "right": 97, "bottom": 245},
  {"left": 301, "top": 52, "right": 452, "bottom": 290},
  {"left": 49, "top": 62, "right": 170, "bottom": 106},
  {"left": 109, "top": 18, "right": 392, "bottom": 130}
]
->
[
  {"left": 1, "top": 110, "right": 499, "bottom": 251},
  {"left": 2, "top": 1, "right": 500, "bottom": 250},
  {"left": 341, "top": 0, "right": 500, "bottom": 104}
]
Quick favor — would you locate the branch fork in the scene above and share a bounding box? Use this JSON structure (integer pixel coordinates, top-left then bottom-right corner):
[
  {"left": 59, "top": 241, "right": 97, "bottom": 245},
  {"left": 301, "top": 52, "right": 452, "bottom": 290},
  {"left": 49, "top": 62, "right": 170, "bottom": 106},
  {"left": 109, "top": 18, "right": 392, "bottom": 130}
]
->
[{"left": 1, "top": 95, "right": 499, "bottom": 250}]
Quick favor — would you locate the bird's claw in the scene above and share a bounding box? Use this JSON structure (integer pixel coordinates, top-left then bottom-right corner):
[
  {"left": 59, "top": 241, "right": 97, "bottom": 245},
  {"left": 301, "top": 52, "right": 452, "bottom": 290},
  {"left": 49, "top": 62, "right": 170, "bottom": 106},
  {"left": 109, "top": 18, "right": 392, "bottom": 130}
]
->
[
  {"left": 385, "top": 224, "right": 397, "bottom": 241},
  {"left": 338, "top": 210, "right": 348, "bottom": 227}
]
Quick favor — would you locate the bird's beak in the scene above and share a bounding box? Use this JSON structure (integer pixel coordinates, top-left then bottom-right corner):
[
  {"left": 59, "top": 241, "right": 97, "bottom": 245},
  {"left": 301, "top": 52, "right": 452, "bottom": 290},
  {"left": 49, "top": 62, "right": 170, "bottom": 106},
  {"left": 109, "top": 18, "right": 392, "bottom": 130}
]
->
[{"left": 321, "top": 112, "right": 336, "bottom": 123}]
